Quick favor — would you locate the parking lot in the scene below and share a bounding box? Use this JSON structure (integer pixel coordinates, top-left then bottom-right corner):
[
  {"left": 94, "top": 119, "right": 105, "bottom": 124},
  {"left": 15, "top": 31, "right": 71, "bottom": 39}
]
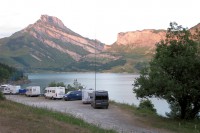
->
[{"left": 6, "top": 95, "right": 172, "bottom": 133}]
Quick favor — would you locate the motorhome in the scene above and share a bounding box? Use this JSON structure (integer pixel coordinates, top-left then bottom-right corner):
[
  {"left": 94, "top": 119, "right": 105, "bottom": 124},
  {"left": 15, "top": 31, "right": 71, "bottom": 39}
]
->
[
  {"left": 44, "top": 87, "right": 65, "bottom": 99},
  {"left": 10, "top": 85, "right": 21, "bottom": 94},
  {"left": 91, "top": 90, "right": 109, "bottom": 109},
  {"left": 0, "top": 84, "right": 21, "bottom": 94},
  {"left": 0, "top": 84, "right": 12, "bottom": 94},
  {"left": 26, "top": 86, "right": 41, "bottom": 97},
  {"left": 82, "top": 88, "right": 94, "bottom": 104}
]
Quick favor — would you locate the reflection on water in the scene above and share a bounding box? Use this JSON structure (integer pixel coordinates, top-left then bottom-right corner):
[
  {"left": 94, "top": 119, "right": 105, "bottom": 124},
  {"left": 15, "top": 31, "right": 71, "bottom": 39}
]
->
[{"left": 23, "top": 72, "right": 170, "bottom": 116}]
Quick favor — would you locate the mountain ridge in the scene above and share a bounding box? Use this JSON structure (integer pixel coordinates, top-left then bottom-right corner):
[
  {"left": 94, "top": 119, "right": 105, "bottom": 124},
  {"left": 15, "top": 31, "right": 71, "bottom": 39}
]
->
[{"left": 0, "top": 15, "right": 124, "bottom": 72}]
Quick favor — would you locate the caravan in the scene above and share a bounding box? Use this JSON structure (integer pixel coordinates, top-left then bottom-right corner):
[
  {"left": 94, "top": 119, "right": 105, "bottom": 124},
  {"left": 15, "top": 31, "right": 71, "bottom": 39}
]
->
[
  {"left": 0, "top": 84, "right": 21, "bottom": 94},
  {"left": 0, "top": 84, "right": 12, "bottom": 94},
  {"left": 44, "top": 87, "right": 65, "bottom": 99},
  {"left": 26, "top": 86, "right": 41, "bottom": 97},
  {"left": 82, "top": 88, "right": 94, "bottom": 104},
  {"left": 10, "top": 85, "right": 21, "bottom": 94}
]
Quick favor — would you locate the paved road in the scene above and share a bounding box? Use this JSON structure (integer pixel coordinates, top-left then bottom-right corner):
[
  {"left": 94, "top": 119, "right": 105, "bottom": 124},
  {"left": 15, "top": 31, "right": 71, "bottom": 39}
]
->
[{"left": 6, "top": 95, "right": 171, "bottom": 133}]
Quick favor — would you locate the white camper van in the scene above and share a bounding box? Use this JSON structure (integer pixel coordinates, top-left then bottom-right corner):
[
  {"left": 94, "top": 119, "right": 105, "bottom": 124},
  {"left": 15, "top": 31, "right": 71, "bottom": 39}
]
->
[
  {"left": 82, "top": 88, "right": 94, "bottom": 104},
  {"left": 0, "top": 84, "right": 12, "bottom": 94},
  {"left": 44, "top": 87, "right": 65, "bottom": 99},
  {"left": 26, "top": 86, "right": 41, "bottom": 97},
  {"left": 10, "top": 85, "right": 21, "bottom": 94}
]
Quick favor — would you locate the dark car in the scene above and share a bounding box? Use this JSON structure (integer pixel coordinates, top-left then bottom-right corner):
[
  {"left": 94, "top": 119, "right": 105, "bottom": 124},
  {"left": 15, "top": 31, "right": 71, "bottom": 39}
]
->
[{"left": 63, "top": 91, "right": 82, "bottom": 101}]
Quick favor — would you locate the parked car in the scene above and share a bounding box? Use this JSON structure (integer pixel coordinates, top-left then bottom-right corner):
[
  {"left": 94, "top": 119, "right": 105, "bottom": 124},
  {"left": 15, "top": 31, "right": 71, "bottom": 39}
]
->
[
  {"left": 63, "top": 91, "right": 82, "bottom": 101},
  {"left": 19, "top": 88, "right": 26, "bottom": 95}
]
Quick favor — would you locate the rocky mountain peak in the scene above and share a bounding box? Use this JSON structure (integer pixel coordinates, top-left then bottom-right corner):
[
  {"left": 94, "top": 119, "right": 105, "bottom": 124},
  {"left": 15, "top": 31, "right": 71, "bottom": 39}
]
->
[
  {"left": 38, "top": 15, "right": 66, "bottom": 29},
  {"left": 116, "top": 29, "right": 166, "bottom": 48}
]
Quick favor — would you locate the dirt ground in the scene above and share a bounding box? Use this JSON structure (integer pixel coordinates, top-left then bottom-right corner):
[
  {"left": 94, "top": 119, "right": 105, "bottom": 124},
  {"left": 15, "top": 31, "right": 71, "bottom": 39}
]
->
[{"left": 5, "top": 95, "right": 173, "bottom": 133}]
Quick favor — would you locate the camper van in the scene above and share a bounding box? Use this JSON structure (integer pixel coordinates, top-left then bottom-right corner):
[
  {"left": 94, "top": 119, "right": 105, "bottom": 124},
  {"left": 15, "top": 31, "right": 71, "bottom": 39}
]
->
[
  {"left": 91, "top": 90, "right": 109, "bottom": 109},
  {"left": 10, "top": 85, "right": 21, "bottom": 94},
  {"left": 44, "top": 87, "right": 65, "bottom": 99},
  {"left": 0, "top": 84, "right": 11, "bottom": 94},
  {"left": 0, "top": 84, "right": 20, "bottom": 94},
  {"left": 26, "top": 86, "right": 41, "bottom": 97},
  {"left": 82, "top": 88, "right": 94, "bottom": 104}
]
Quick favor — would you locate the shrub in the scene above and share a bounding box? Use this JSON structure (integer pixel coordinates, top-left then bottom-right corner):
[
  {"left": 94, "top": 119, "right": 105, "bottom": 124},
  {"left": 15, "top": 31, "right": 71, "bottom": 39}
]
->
[
  {"left": 0, "top": 91, "right": 5, "bottom": 100},
  {"left": 138, "top": 99, "right": 156, "bottom": 113}
]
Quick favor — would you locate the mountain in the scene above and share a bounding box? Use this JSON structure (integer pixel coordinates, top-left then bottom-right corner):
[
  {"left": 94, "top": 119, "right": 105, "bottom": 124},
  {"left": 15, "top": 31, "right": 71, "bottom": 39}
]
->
[
  {"left": 1, "top": 16, "right": 200, "bottom": 73},
  {"left": 116, "top": 29, "right": 166, "bottom": 47},
  {"left": 105, "top": 23, "right": 200, "bottom": 73},
  {"left": 0, "top": 15, "right": 124, "bottom": 72}
]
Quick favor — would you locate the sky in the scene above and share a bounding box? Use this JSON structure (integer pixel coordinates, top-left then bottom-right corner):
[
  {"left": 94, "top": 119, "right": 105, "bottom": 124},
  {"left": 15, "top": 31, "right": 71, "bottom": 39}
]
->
[{"left": 0, "top": 0, "right": 200, "bottom": 44}]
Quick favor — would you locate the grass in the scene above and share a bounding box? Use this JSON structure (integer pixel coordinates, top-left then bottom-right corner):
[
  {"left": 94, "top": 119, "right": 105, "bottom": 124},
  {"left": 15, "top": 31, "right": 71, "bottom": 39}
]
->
[
  {"left": 0, "top": 99, "right": 116, "bottom": 133},
  {"left": 110, "top": 101, "right": 200, "bottom": 133}
]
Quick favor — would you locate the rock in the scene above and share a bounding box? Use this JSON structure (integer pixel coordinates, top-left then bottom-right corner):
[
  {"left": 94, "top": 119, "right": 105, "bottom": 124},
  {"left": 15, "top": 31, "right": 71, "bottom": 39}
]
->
[{"left": 116, "top": 29, "right": 166, "bottom": 48}]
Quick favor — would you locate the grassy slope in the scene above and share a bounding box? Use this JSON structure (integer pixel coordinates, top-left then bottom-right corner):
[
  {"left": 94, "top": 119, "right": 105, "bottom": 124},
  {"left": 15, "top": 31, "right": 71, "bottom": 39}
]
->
[
  {"left": 0, "top": 100, "right": 116, "bottom": 133},
  {"left": 111, "top": 101, "right": 200, "bottom": 133},
  {"left": 105, "top": 45, "right": 153, "bottom": 73}
]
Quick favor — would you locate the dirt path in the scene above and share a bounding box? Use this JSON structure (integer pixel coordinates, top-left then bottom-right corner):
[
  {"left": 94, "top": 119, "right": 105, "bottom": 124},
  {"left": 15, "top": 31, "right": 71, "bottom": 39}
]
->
[{"left": 5, "top": 95, "right": 172, "bottom": 133}]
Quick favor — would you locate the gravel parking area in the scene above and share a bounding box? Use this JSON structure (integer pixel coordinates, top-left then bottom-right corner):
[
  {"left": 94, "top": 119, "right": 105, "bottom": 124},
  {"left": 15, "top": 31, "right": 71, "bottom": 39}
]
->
[{"left": 6, "top": 95, "right": 171, "bottom": 133}]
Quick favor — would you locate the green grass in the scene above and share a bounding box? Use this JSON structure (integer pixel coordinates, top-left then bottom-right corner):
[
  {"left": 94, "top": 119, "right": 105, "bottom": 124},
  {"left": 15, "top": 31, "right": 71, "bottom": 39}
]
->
[
  {"left": 110, "top": 101, "right": 200, "bottom": 133},
  {"left": 0, "top": 99, "right": 116, "bottom": 133}
]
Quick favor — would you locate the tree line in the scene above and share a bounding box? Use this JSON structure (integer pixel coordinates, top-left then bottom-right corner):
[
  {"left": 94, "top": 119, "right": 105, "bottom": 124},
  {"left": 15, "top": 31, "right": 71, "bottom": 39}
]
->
[{"left": 0, "top": 63, "right": 25, "bottom": 83}]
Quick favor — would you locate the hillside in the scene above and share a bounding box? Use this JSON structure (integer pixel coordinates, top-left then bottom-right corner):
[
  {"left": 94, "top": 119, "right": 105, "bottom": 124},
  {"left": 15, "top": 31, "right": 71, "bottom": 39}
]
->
[
  {"left": 105, "top": 24, "right": 200, "bottom": 73},
  {"left": 0, "top": 15, "right": 123, "bottom": 72}
]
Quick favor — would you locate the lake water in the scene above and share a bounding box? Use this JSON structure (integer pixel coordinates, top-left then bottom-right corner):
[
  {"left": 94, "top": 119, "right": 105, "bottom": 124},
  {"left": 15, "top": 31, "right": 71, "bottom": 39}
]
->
[{"left": 23, "top": 72, "right": 170, "bottom": 116}]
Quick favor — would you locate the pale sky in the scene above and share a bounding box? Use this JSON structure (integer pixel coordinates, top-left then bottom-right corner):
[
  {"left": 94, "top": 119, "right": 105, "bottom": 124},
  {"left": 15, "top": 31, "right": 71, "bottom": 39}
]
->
[{"left": 0, "top": 0, "right": 200, "bottom": 44}]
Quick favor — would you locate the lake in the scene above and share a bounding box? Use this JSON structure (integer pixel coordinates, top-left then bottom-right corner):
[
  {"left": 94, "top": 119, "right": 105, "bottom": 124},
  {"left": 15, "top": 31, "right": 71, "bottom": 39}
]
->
[{"left": 23, "top": 72, "right": 170, "bottom": 116}]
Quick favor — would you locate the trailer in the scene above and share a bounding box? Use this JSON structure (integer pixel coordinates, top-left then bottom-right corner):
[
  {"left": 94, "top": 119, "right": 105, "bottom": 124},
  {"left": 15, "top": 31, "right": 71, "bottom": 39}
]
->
[
  {"left": 82, "top": 88, "right": 94, "bottom": 104},
  {"left": 0, "top": 85, "right": 22, "bottom": 94},
  {"left": 10, "top": 85, "right": 21, "bottom": 94},
  {"left": 26, "top": 86, "right": 41, "bottom": 97},
  {"left": 0, "top": 84, "right": 12, "bottom": 94},
  {"left": 44, "top": 87, "right": 65, "bottom": 99}
]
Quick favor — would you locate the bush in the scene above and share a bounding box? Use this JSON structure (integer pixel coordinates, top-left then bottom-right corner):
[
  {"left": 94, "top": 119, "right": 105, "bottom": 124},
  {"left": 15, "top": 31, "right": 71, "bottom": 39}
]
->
[
  {"left": 48, "top": 81, "right": 66, "bottom": 87},
  {"left": 0, "top": 91, "right": 5, "bottom": 100},
  {"left": 138, "top": 99, "right": 156, "bottom": 113}
]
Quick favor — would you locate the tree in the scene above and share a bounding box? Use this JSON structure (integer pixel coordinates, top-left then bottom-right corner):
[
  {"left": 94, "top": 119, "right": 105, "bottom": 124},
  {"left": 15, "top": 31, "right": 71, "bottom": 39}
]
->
[
  {"left": 133, "top": 22, "right": 200, "bottom": 120},
  {"left": 48, "top": 81, "right": 66, "bottom": 87}
]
